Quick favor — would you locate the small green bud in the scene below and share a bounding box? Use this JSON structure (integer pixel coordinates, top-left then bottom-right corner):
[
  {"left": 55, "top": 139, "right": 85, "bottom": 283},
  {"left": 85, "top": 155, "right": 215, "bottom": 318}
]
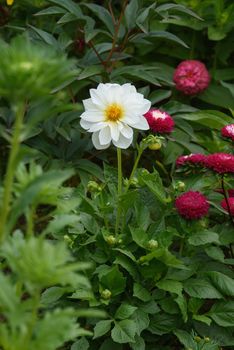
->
[
  {"left": 101, "top": 289, "right": 112, "bottom": 300},
  {"left": 204, "top": 337, "right": 210, "bottom": 343},
  {"left": 148, "top": 141, "right": 162, "bottom": 150},
  {"left": 87, "top": 181, "right": 102, "bottom": 193},
  {"left": 194, "top": 336, "right": 201, "bottom": 343},
  {"left": 118, "top": 238, "right": 123, "bottom": 244},
  {"left": 147, "top": 239, "right": 159, "bottom": 250},
  {"left": 106, "top": 235, "right": 117, "bottom": 246},
  {"left": 138, "top": 256, "right": 146, "bottom": 264},
  {"left": 174, "top": 181, "right": 185, "bottom": 192}
]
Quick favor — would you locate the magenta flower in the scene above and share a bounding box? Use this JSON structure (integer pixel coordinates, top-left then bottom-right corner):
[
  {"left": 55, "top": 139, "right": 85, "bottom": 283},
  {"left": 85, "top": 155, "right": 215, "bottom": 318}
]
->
[
  {"left": 176, "top": 153, "right": 207, "bottom": 167},
  {"left": 221, "top": 124, "right": 234, "bottom": 142},
  {"left": 144, "top": 109, "right": 174, "bottom": 134},
  {"left": 204, "top": 153, "right": 234, "bottom": 174},
  {"left": 221, "top": 198, "right": 234, "bottom": 216},
  {"left": 175, "top": 191, "right": 209, "bottom": 220},
  {"left": 173, "top": 60, "right": 210, "bottom": 95}
]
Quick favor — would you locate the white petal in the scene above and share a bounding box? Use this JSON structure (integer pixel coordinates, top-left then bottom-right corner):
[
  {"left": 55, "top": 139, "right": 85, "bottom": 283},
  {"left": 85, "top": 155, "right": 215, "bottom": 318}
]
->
[
  {"left": 92, "top": 132, "right": 110, "bottom": 150},
  {"left": 120, "top": 124, "right": 133, "bottom": 139},
  {"left": 113, "top": 133, "right": 133, "bottom": 149},
  {"left": 88, "top": 122, "right": 107, "bottom": 132},
  {"left": 90, "top": 88, "right": 106, "bottom": 106},
  {"left": 99, "top": 126, "right": 112, "bottom": 145},
  {"left": 109, "top": 122, "right": 120, "bottom": 141},
  {"left": 122, "top": 83, "right": 137, "bottom": 94},
  {"left": 83, "top": 98, "right": 99, "bottom": 111},
  {"left": 81, "top": 111, "right": 104, "bottom": 122},
  {"left": 80, "top": 119, "right": 92, "bottom": 130},
  {"left": 132, "top": 116, "right": 149, "bottom": 130}
]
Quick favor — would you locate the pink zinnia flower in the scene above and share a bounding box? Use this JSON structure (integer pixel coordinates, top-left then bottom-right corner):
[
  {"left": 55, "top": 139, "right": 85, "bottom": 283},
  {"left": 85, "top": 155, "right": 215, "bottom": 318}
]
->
[
  {"left": 175, "top": 191, "right": 209, "bottom": 220},
  {"left": 173, "top": 60, "right": 210, "bottom": 95},
  {"left": 204, "top": 153, "right": 234, "bottom": 174},
  {"left": 221, "top": 124, "right": 234, "bottom": 141},
  {"left": 221, "top": 198, "right": 234, "bottom": 216},
  {"left": 144, "top": 109, "right": 174, "bottom": 134},
  {"left": 176, "top": 153, "right": 207, "bottom": 167}
]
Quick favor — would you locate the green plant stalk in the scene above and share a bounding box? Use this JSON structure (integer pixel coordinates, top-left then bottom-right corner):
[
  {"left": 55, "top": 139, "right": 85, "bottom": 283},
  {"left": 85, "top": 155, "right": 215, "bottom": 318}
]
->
[
  {"left": 24, "top": 289, "right": 40, "bottom": 350},
  {"left": 124, "top": 148, "right": 143, "bottom": 193},
  {"left": 115, "top": 148, "right": 122, "bottom": 235},
  {"left": 26, "top": 205, "right": 36, "bottom": 238},
  {"left": 0, "top": 103, "right": 25, "bottom": 243}
]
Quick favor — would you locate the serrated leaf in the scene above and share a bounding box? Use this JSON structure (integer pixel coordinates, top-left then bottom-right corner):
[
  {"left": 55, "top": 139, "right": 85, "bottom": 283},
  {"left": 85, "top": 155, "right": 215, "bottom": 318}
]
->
[
  {"left": 133, "top": 283, "right": 151, "bottom": 302},
  {"left": 156, "top": 279, "right": 183, "bottom": 295},
  {"left": 206, "top": 271, "right": 234, "bottom": 297},
  {"left": 209, "top": 301, "right": 234, "bottom": 327},
  {"left": 93, "top": 320, "right": 112, "bottom": 339},
  {"left": 184, "top": 279, "right": 223, "bottom": 299},
  {"left": 111, "top": 320, "right": 136, "bottom": 343},
  {"left": 115, "top": 304, "right": 137, "bottom": 320},
  {"left": 188, "top": 230, "right": 220, "bottom": 246}
]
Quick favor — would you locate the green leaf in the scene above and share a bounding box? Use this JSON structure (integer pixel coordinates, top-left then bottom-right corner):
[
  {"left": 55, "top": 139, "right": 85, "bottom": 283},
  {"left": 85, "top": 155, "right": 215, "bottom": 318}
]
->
[
  {"left": 205, "top": 246, "right": 225, "bottom": 262},
  {"left": 114, "top": 255, "right": 139, "bottom": 281},
  {"left": 130, "top": 227, "right": 148, "bottom": 248},
  {"left": 115, "top": 304, "right": 138, "bottom": 320},
  {"left": 209, "top": 301, "right": 234, "bottom": 327},
  {"left": 206, "top": 271, "right": 234, "bottom": 297},
  {"left": 125, "top": 0, "right": 139, "bottom": 30},
  {"left": 82, "top": 4, "right": 114, "bottom": 34},
  {"left": 175, "top": 110, "right": 233, "bottom": 129},
  {"left": 28, "top": 25, "right": 60, "bottom": 49},
  {"left": 148, "top": 31, "right": 188, "bottom": 48},
  {"left": 149, "top": 89, "right": 172, "bottom": 105},
  {"left": 48, "top": 0, "right": 83, "bottom": 17},
  {"left": 130, "top": 335, "right": 145, "bottom": 350},
  {"left": 156, "top": 3, "right": 202, "bottom": 20},
  {"left": 183, "top": 279, "right": 223, "bottom": 299},
  {"left": 139, "top": 169, "right": 169, "bottom": 204},
  {"left": 93, "top": 320, "right": 113, "bottom": 339},
  {"left": 41, "top": 287, "right": 65, "bottom": 305},
  {"left": 99, "top": 265, "right": 126, "bottom": 296},
  {"left": 78, "top": 65, "right": 103, "bottom": 80},
  {"left": 71, "top": 338, "right": 89, "bottom": 350},
  {"left": 149, "top": 314, "right": 179, "bottom": 335},
  {"left": 35, "top": 6, "right": 67, "bottom": 16},
  {"left": 111, "top": 320, "right": 137, "bottom": 344},
  {"left": 174, "top": 330, "right": 195, "bottom": 349},
  {"left": 133, "top": 283, "right": 151, "bottom": 302},
  {"left": 192, "top": 314, "right": 212, "bottom": 326},
  {"left": 188, "top": 230, "right": 220, "bottom": 246},
  {"left": 131, "top": 310, "right": 149, "bottom": 336},
  {"left": 136, "top": 3, "right": 157, "bottom": 33},
  {"left": 156, "top": 279, "right": 183, "bottom": 295},
  {"left": 198, "top": 84, "right": 234, "bottom": 109},
  {"left": 175, "top": 295, "right": 187, "bottom": 322}
]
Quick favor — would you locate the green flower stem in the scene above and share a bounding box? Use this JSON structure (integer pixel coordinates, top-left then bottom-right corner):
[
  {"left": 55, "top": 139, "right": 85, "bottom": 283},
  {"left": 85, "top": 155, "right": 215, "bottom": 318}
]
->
[
  {"left": 24, "top": 289, "right": 40, "bottom": 350},
  {"left": 0, "top": 103, "right": 25, "bottom": 243},
  {"left": 115, "top": 148, "right": 122, "bottom": 235},
  {"left": 124, "top": 148, "right": 143, "bottom": 194}
]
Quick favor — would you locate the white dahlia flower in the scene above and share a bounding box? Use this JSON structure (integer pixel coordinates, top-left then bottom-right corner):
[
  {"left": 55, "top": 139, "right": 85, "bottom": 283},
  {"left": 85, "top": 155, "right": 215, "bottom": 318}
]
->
[{"left": 80, "top": 83, "right": 151, "bottom": 149}]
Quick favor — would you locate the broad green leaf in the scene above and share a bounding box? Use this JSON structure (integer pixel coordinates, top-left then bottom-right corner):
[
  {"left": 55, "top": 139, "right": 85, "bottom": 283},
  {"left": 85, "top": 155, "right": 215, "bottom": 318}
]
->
[
  {"left": 206, "top": 271, "right": 234, "bottom": 297},
  {"left": 130, "top": 227, "right": 148, "bottom": 248},
  {"left": 192, "top": 314, "right": 212, "bottom": 325},
  {"left": 188, "top": 230, "right": 220, "bottom": 246},
  {"left": 41, "top": 287, "right": 65, "bottom": 305},
  {"left": 175, "top": 295, "right": 187, "bottom": 322},
  {"left": 82, "top": 4, "right": 114, "bottom": 34},
  {"left": 130, "top": 335, "right": 145, "bottom": 350},
  {"left": 99, "top": 265, "right": 126, "bottom": 296},
  {"left": 93, "top": 320, "right": 113, "bottom": 339},
  {"left": 205, "top": 246, "right": 225, "bottom": 263},
  {"left": 133, "top": 283, "right": 151, "bottom": 302},
  {"left": 28, "top": 25, "right": 60, "bottom": 49},
  {"left": 111, "top": 320, "right": 137, "bottom": 344},
  {"left": 183, "top": 279, "right": 223, "bottom": 299},
  {"left": 198, "top": 84, "right": 234, "bottom": 109},
  {"left": 35, "top": 6, "right": 67, "bottom": 16},
  {"left": 114, "top": 256, "right": 139, "bottom": 281},
  {"left": 139, "top": 169, "right": 169, "bottom": 204},
  {"left": 175, "top": 110, "right": 233, "bottom": 129},
  {"left": 209, "top": 301, "right": 234, "bottom": 327},
  {"left": 149, "top": 89, "right": 172, "bottom": 105},
  {"left": 156, "top": 3, "right": 202, "bottom": 20},
  {"left": 148, "top": 31, "right": 188, "bottom": 48},
  {"left": 131, "top": 310, "right": 149, "bottom": 336},
  {"left": 78, "top": 65, "right": 103, "bottom": 80},
  {"left": 115, "top": 304, "right": 138, "bottom": 320},
  {"left": 156, "top": 279, "right": 183, "bottom": 295},
  {"left": 71, "top": 338, "right": 89, "bottom": 350},
  {"left": 149, "top": 314, "right": 179, "bottom": 335},
  {"left": 174, "top": 330, "right": 195, "bottom": 349}
]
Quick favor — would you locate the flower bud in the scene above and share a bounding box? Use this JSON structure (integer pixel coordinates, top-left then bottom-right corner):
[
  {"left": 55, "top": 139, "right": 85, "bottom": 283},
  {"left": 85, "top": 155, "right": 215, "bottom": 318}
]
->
[
  {"left": 148, "top": 142, "right": 162, "bottom": 150},
  {"left": 204, "top": 337, "right": 210, "bottom": 343},
  {"left": 174, "top": 181, "right": 185, "bottom": 192},
  {"left": 106, "top": 235, "right": 117, "bottom": 246},
  {"left": 87, "top": 181, "right": 102, "bottom": 193},
  {"left": 101, "top": 289, "right": 112, "bottom": 300},
  {"left": 194, "top": 336, "right": 201, "bottom": 343},
  {"left": 138, "top": 256, "right": 146, "bottom": 264},
  {"left": 147, "top": 239, "right": 159, "bottom": 250}
]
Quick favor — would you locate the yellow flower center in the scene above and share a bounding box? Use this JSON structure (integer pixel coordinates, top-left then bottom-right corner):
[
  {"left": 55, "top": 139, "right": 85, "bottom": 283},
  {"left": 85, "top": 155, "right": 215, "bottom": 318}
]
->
[
  {"left": 7, "top": 0, "right": 14, "bottom": 5},
  {"left": 105, "top": 104, "right": 123, "bottom": 122}
]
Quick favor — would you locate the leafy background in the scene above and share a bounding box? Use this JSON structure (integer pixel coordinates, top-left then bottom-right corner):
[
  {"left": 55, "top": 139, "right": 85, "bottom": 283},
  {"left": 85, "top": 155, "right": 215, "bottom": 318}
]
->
[{"left": 0, "top": 0, "right": 234, "bottom": 349}]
